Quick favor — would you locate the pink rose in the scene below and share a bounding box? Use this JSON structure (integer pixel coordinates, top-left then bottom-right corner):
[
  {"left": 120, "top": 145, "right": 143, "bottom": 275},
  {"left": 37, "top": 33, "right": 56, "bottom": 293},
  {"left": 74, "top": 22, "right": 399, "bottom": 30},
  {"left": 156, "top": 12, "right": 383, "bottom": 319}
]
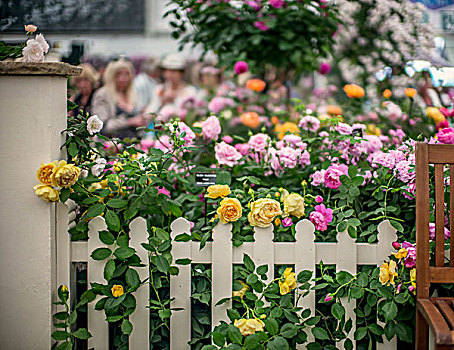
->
[
  {"left": 319, "top": 62, "right": 331, "bottom": 75},
  {"left": 437, "top": 128, "right": 454, "bottom": 144},
  {"left": 324, "top": 294, "right": 333, "bottom": 302},
  {"left": 248, "top": 133, "right": 269, "bottom": 153},
  {"left": 309, "top": 204, "right": 333, "bottom": 231},
  {"left": 429, "top": 223, "right": 450, "bottom": 240},
  {"left": 208, "top": 97, "right": 235, "bottom": 114},
  {"left": 202, "top": 115, "right": 221, "bottom": 141},
  {"left": 402, "top": 241, "right": 416, "bottom": 268},
  {"left": 215, "top": 142, "right": 242, "bottom": 167},
  {"left": 392, "top": 242, "right": 401, "bottom": 250},
  {"left": 315, "top": 195, "right": 323, "bottom": 203},
  {"left": 234, "top": 143, "right": 250, "bottom": 156},
  {"left": 270, "top": 0, "right": 284, "bottom": 8},
  {"left": 324, "top": 164, "right": 348, "bottom": 190},
  {"left": 222, "top": 135, "right": 233, "bottom": 144},
  {"left": 277, "top": 147, "right": 300, "bottom": 169},
  {"left": 157, "top": 187, "right": 170, "bottom": 197},
  {"left": 299, "top": 116, "right": 320, "bottom": 132},
  {"left": 254, "top": 21, "right": 269, "bottom": 31},
  {"left": 234, "top": 61, "right": 249, "bottom": 74},
  {"left": 282, "top": 217, "right": 293, "bottom": 227},
  {"left": 311, "top": 169, "right": 326, "bottom": 186}
]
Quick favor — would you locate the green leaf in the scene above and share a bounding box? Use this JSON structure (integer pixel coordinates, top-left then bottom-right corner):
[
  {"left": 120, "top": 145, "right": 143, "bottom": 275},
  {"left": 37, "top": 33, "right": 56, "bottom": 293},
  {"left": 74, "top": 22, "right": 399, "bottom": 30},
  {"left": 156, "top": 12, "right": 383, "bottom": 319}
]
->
[
  {"left": 246, "top": 274, "right": 258, "bottom": 284},
  {"left": 125, "top": 268, "right": 140, "bottom": 289},
  {"left": 347, "top": 218, "right": 360, "bottom": 227},
  {"left": 356, "top": 273, "right": 368, "bottom": 287},
  {"left": 217, "top": 171, "right": 231, "bottom": 185},
  {"left": 53, "top": 311, "right": 67, "bottom": 320},
  {"left": 91, "top": 248, "right": 112, "bottom": 260},
  {"left": 85, "top": 203, "right": 105, "bottom": 219},
  {"left": 331, "top": 303, "right": 345, "bottom": 320},
  {"left": 114, "top": 247, "right": 135, "bottom": 260},
  {"left": 99, "top": 230, "right": 115, "bottom": 245},
  {"left": 228, "top": 324, "right": 243, "bottom": 344},
  {"left": 337, "top": 221, "right": 348, "bottom": 232},
  {"left": 106, "top": 198, "right": 128, "bottom": 208},
  {"left": 227, "top": 309, "right": 241, "bottom": 321},
  {"left": 244, "top": 333, "right": 259, "bottom": 348},
  {"left": 105, "top": 210, "right": 120, "bottom": 232},
  {"left": 351, "top": 176, "right": 364, "bottom": 186},
  {"left": 60, "top": 188, "right": 71, "bottom": 203},
  {"left": 311, "top": 327, "right": 330, "bottom": 340},
  {"left": 175, "top": 258, "right": 191, "bottom": 265},
  {"left": 52, "top": 331, "right": 70, "bottom": 340},
  {"left": 354, "top": 327, "right": 367, "bottom": 340},
  {"left": 336, "top": 271, "right": 354, "bottom": 285},
  {"left": 390, "top": 220, "right": 404, "bottom": 233},
  {"left": 266, "top": 318, "right": 279, "bottom": 336},
  {"left": 121, "top": 319, "right": 133, "bottom": 335},
  {"left": 73, "top": 328, "right": 92, "bottom": 339},
  {"left": 104, "top": 259, "right": 115, "bottom": 281},
  {"left": 297, "top": 270, "right": 312, "bottom": 283},
  {"left": 68, "top": 142, "right": 78, "bottom": 157},
  {"left": 155, "top": 255, "right": 170, "bottom": 273},
  {"left": 268, "top": 336, "right": 289, "bottom": 350},
  {"left": 348, "top": 166, "right": 358, "bottom": 178},
  {"left": 384, "top": 321, "right": 396, "bottom": 341},
  {"left": 382, "top": 302, "right": 398, "bottom": 322},
  {"left": 305, "top": 316, "right": 320, "bottom": 326},
  {"left": 257, "top": 265, "right": 268, "bottom": 275},
  {"left": 213, "top": 332, "right": 226, "bottom": 347},
  {"left": 347, "top": 225, "right": 357, "bottom": 239},
  {"left": 158, "top": 309, "right": 171, "bottom": 319},
  {"left": 349, "top": 187, "right": 360, "bottom": 197},
  {"left": 344, "top": 338, "right": 353, "bottom": 350},
  {"left": 395, "top": 323, "right": 413, "bottom": 342},
  {"left": 368, "top": 323, "right": 384, "bottom": 336},
  {"left": 243, "top": 254, "right": 255, "bottom": 272},
  {"left": 95, "top": 297, "right": 107, "bottom": 310},
  {"left": 106, "top": 315, "right": 123, "bottom": 323},
  {"left": 350, "top": 286, "right": 364, "bottom": 299},
  {"left": 56, "top": 341, "right": 72, "bottom": 350},
  {"left": 280, "top": 323, "right": 298, "bottom": 338}
]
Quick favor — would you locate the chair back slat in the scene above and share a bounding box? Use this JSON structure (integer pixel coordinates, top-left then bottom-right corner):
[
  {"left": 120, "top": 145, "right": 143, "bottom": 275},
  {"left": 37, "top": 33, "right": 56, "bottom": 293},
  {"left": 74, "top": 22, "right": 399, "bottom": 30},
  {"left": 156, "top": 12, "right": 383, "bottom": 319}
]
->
[
  {"left": 435, "top": 164, "right": 446, "bottom": 267},
  {"left": 416, "top": 142, "right": 431, "bottom": 299},
  {"left": 429, "top": 145, "right": 454, "bottom": 163},
  {"left": 450, "top": 165, "right": 454, "bottom": 267}
]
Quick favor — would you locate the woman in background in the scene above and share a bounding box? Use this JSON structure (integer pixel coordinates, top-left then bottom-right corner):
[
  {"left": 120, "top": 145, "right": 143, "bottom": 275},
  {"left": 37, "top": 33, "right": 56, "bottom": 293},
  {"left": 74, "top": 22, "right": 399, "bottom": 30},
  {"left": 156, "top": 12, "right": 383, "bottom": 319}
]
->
[
  {"left": 92, "top": 58, "right": 148, "bottom": 139},
  {"left": 71, "top": 63, "right": 99, "bottom": 117}
]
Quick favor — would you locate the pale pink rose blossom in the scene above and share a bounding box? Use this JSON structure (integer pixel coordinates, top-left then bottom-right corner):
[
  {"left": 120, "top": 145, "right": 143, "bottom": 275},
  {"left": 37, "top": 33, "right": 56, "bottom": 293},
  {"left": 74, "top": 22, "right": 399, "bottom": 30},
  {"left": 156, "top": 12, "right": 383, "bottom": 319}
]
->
[
  {"left": 311, "top": 170, "right": 326, "bottom": 186},
  {"left": 248, "top": 133, "right": 269, "bottom": 153},
  {"left": 201, "top": 115, "right": 221, "bottom": 141},
  {"left": 299, "top": 116, "right": 320, "bottom": 132},
  {"left": 282, "top": 217, "right": 293, "bottom": 227},
  {"left": 22, "top": 39, "right": 45, "bottom": 62},
  {"left": 234, "top": 143, "right": 250, "bottom": 155},
  {"left": 35, "top": 33, "right": 49, "bottom": 54},
  {"left": 222, "top": 135, "right": 233, "bottom": 144},
  {"left": 215, "top": 142, "right": 242, "bottom": 167}
]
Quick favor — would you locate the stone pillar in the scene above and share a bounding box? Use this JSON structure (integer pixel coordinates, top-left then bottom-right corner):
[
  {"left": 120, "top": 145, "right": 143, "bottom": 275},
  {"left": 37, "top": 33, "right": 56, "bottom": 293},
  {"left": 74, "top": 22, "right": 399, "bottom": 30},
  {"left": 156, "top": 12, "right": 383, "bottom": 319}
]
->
[{"left": 0, "top": 62, "right": 81, "bottom": 349}]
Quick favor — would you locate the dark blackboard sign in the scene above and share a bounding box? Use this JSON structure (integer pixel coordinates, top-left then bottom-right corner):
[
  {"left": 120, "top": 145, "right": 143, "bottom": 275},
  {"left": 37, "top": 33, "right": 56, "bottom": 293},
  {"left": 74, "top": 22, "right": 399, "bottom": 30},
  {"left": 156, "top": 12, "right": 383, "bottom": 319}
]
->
[
  {"left": 195, "top": 173, "right": 217, "bottom": 187},
  {"left": 0, "top": 0, "right": 145, "bottom": 33}
]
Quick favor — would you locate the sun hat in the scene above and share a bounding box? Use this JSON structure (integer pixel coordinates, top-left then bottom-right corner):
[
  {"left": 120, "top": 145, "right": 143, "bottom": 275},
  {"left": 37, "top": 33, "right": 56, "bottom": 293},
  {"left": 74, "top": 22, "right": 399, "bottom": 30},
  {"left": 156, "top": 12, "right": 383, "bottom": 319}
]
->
[{"left": 161, "top": 53, "right": 186, "bottom": 70}]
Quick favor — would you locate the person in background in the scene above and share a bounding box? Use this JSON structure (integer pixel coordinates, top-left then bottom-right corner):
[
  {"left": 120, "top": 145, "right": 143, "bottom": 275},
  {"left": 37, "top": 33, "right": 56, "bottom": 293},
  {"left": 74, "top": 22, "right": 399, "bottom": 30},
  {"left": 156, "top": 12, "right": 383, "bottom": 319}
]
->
[
  {"left": 145, "top": 53, "right": 198, "bottom": 122},
  {"left": 92, "top": 58, "right": 148, "bottom": 139},
  {"left": 133, "top": 57, "right": 161, "bottom": 112},
  {"left": 198, "top": 64, "right": 222, "bottom": 98},
  {"left": 71, "top": 63, "right": 99, "bottom": 117}
]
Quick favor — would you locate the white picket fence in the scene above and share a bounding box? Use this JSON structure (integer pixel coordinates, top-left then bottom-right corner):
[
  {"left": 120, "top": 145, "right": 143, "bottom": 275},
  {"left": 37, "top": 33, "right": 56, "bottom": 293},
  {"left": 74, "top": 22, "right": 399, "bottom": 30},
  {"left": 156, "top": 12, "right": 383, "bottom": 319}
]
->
[{"left": 56, "top": 202, "right": 398, "bottom": 350}]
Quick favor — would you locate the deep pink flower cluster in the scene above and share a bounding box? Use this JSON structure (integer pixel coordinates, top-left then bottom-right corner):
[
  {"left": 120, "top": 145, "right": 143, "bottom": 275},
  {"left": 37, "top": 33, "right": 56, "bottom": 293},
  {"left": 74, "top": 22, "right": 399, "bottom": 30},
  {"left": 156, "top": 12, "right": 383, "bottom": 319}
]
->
[
  {"left": 309, "top": 204, "right": 333, "bottom": 231},
  {"left": 324, "top": 164, "right": 348, "bottom": 190}
]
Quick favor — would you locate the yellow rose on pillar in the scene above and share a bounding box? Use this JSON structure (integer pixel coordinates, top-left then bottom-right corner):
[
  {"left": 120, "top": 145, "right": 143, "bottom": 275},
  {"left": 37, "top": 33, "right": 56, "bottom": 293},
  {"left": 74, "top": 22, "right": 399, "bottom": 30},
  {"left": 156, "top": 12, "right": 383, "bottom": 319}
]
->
[
  {"left": 50, "top": 160, "right": 81, "bottom": 188},
  {"left": 33, "top": 184, "right": 60, "bottom": 202}
]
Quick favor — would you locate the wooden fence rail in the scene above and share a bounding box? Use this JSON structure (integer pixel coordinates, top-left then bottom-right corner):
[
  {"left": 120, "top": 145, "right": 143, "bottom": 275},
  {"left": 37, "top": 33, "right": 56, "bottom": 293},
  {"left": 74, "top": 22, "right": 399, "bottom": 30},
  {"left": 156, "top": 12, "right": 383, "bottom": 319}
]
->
[{"left": 56, "top": 202, "right": 398, "bottom": 349}]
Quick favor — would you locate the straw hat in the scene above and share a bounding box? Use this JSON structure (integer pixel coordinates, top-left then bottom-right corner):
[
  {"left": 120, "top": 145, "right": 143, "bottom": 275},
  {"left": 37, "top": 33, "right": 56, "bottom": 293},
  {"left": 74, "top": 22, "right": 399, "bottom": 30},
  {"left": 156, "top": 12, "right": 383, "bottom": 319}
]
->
[{"left": 161, "top": 53, "right": 186, "bottom": 70}]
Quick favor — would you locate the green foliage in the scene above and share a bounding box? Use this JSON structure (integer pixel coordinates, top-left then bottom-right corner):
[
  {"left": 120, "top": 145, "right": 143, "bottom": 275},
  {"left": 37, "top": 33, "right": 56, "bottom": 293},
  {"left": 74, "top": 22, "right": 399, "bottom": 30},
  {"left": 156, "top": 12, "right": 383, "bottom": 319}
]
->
[{"left": 166, "top": 0, "right": 340, "bottom": 76}]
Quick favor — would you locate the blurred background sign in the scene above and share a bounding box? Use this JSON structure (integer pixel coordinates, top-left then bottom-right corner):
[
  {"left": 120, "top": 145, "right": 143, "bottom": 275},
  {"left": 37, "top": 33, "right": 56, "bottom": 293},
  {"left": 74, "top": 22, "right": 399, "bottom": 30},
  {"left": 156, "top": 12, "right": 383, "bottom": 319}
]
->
[
  {"left": 0, "top": 0, "right": 145, "bottom": 33},
  {"left": 411, "top": 0, "right": 454, "bottom": 9}
]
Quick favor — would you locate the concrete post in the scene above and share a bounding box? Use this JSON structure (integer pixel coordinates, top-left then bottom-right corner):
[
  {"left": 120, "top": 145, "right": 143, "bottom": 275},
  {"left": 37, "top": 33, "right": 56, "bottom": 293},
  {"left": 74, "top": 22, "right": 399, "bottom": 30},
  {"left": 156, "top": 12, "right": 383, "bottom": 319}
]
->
[{"left": 0, "top": 62, "right": 80, "bottom": 349}]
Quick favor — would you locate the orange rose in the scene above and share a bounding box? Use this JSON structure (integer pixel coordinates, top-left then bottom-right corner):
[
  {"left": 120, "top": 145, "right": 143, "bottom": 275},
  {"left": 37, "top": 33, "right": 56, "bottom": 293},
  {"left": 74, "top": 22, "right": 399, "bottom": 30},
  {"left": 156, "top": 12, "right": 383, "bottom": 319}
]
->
[
  {"left": 271, "top": 116, "right": 279, "bottom": 124},
  {"left": 246, "top": 79, "right": 266, "bottom": 92},
  {"left": 326, "top": 105, "right": 343, "bottom": 116},
  {"left": 240, "top": 112, "right": 261, "bottom": 128},
  {"left": 383, "top": 89, "right": 392, "bottom": 99},
  {"left": 343, "top": 84, "right": 365, "bottom": 98},
  {"left": 405, "top": 88, "right": 417, "bottom": 98},
  {"left": 274, "top": 122, "right": 299, "bottom": 139}
]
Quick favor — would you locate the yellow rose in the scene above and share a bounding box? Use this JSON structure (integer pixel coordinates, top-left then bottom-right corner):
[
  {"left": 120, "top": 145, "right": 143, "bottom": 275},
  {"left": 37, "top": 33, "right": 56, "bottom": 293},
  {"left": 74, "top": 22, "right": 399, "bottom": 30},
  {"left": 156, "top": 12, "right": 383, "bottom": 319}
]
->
[
  {"left": 383, "top": 89, "right": 392, "bottom": 99},
  {"left": 234, "top": 318, "right": 265, "bottom": 336},
  {"left": 393, "top": 248, "right": 408, "bottom": 260},
  {"left": 379, "top": 260, "right": 398, "bottom": 286},
  {"left": 111, "top": 285, "right": 124, "bottom": 298},
  {"left": 36, "top": 161, "right": 57, "bottom": 185},
  {"left": 366, "top": 124, "right": 381, "bottom": 136},
  {"left": 50, "top": 161, "right": 81, "bottom": 188},
  {"left": 426, "top": 107, "right": 446, "bottom": 124},
  {"left": 405, "top": 88, "right": 417, "bottom": 98},
  {"left": 274, "top": 122, "right": 300, "bottom": 140},
  {"left": 34, "top": 184, "right": 60, "bottom": 202},
  {"left": 232, "top": 281, "right": 249, "bottom": 298},
  {"left": 279, "top": 267, "right": 297, "bottom": 295},
  {"left": 206, "top": 184, "right": 231, "bottom": 199},
  {"left": 248, "top": 198, "right": 282, "bottom": 227},
  {"left": 217, "top": 198, "right": 242, "bottom": 224},
  {"left": 61, "top": 285, "right": 68, "bottom": 292},
  {"left": 282, "top": 192, "right": 305, "bottom": 218}
]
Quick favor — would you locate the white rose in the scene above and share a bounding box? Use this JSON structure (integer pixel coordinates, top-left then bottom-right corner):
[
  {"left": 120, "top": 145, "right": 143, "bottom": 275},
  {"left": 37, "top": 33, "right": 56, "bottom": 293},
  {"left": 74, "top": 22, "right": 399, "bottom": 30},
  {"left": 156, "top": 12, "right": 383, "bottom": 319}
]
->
[
  {"left": 91, "top": 158, "right": 107, "bottom": 177},
  {"left": 22, "top": 39, "right": 44, "bottom": 62},
  {"left": 35, "top": 34, "right": 49, "bottom": 54},
  {"left": 87, "top": 115, "right": 103, "bottom": 135}
]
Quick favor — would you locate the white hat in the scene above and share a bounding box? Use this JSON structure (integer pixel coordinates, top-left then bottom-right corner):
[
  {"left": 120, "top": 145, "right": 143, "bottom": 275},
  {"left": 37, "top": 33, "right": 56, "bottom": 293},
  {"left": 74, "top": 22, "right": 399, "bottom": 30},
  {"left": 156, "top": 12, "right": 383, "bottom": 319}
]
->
[{"left": 161, "top": 53, "right": 186, "bottom": 70}]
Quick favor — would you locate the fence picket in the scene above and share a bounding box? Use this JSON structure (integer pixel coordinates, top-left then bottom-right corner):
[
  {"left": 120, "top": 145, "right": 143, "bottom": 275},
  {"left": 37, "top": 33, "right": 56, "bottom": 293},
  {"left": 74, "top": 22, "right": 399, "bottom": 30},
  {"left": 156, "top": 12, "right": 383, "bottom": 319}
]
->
[
  {"left": 87, "top": 217, "right": 110, "bottom": 349},
  {"left": 212, "top": 222, "right": 233, "bottom": 328},
  {"left": 295, "top": 219, "right": 316, "bottom": 347},
  {"left": 336, "top": 229, "right": 357, "bottom": 349},
  {"left": 170, "top": 218, "right": 192, "bottom": 350},
  {"left": 129, "top": 217, "right": 150, "bottom": 350},
  {"left": 253, "top": 224, "right": 275, "bottom": 284}
]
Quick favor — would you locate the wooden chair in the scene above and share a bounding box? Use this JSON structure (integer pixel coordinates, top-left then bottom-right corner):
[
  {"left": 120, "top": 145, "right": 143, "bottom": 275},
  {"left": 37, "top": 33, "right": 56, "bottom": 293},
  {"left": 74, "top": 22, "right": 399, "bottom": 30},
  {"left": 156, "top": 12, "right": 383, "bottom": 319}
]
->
[{"left": 416, "top": 142, "right": 454, "bottom": 349}]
